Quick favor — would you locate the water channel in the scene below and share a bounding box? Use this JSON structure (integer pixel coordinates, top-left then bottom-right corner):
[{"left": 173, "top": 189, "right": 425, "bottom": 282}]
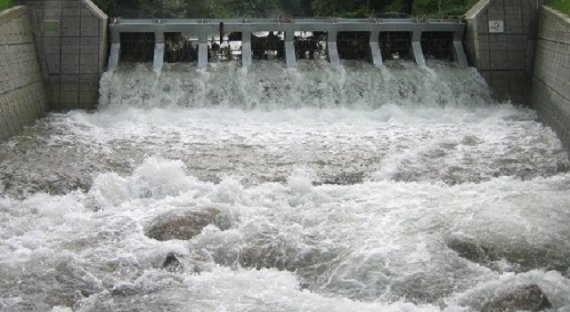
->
[{"left": 1, "top": 60, "right": 569, "bottom": 311}]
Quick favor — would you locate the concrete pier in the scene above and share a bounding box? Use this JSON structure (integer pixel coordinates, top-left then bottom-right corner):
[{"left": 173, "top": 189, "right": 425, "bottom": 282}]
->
[{"left": 369, "top": 31, "right": 383, "bottom": 66}]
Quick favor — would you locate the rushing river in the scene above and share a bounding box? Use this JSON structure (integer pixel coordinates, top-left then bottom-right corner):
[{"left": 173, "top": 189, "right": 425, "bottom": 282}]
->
[{"left": 1, "top": 60, "right": 569, "bottom": 311}]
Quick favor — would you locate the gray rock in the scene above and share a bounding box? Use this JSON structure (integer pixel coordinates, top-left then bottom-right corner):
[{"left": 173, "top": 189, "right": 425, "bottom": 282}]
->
[
  {"left": 145, "top": 207, "right": 220, "bottom": 241},
  {"left": 162, "top": 253, "right": 182, "bottom": 272},
  {"left": 447, "top": 236, "right": 570, "bottom": 273},
  {"left": 482, "top": 284, "right": 551, "bottom": 312}
]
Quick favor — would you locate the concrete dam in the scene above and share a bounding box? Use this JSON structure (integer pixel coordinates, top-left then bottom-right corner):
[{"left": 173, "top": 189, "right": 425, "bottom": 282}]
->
[
  {"left": 1, "top": 0, "right": 570, "bottom": 311},
  {"left": 107, "top": 17, "right": 468, "bottom": 70}
]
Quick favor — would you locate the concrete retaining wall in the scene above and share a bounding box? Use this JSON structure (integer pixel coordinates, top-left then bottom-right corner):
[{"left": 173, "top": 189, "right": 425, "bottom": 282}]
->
[
  {"left": 0, "top": 6, "right": 47, "bottom": 141},
  {"left": 20, "top": 0, "right": 108, "bottom": 110},
  {"left": 464, "top": 0, "right": 543, "bottom": 105},
  {"left": 531, "top": 6, "right": 570, "bottom": 153}
]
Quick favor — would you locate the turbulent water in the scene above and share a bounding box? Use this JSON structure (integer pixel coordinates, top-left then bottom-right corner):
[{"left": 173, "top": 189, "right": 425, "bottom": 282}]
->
[{"left": 1, "top": 60, "right": 569, "bottom": 311}]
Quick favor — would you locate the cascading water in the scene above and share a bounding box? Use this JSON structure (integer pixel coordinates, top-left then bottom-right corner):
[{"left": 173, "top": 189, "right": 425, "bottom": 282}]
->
[{"left": 1, "top": 60, "right": 569, "bottom": 312}]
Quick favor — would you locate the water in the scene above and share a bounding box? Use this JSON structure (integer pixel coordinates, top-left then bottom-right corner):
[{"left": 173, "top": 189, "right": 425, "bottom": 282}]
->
[{"left": 0, "top": 60, "right": 569, "bottom": 311}]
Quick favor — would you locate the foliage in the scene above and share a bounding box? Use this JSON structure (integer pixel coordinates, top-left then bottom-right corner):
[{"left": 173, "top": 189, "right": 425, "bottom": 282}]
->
[
  {"left": 93, "top": 0, "right": 480, "bottom": 18},
  {"left": 413, "top": 0, "right": 479, "bottom": 17},
  {"left": 550, "top": 0, "right": 570, "bottom": 16},
  {"left": 0, "top": 0, "right": 13, "bottom": 12}
]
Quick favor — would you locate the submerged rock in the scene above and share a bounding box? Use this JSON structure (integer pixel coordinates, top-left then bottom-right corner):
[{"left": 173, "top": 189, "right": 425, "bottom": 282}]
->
[
  {"left": 482, "top": 284, "right": 551, "bottom": 312},
  {"left": 162, "top": 253, "right": 182, "bottom": 272},
  {"left": 446, "top": 236, "right": 570, "bottom": 273},
  {"left": 447, "top": 237, "right": 493, "bottom": 264},
  {"left": 145, "top": 207, "right": 221, "bottom": 241}
]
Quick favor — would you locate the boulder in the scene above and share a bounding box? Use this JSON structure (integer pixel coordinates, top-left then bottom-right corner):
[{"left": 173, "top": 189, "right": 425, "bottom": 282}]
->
[
  {"left": 447, "top": 236, "right": 570, "bottom": 273},
  {"left": 447, "top": 237, "right": 492, "bottom": 264},
  {"left": 162, "top": 253, "right": 182, "bottom": 272},
  {"left": 482, "top": 284, "right": 551, "bottom": 312},
  {"left": 145, "top": 207, "right": 220, "bottom": 241}
]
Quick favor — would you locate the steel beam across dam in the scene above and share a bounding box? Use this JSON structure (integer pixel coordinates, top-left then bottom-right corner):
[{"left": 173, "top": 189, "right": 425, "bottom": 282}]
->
[{"left": 108, "top": 18, "right": 468, "bottom": 70}]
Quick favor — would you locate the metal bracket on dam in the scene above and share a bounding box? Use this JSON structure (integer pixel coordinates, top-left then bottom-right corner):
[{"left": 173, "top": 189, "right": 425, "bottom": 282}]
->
[{"left": 108, "top": 18, "right": 468, "bottom": 71}]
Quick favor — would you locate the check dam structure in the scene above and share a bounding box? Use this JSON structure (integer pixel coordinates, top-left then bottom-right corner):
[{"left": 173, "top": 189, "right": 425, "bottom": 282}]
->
[{"left": 107, "top": 17, "right": 469, "bottom": 71}]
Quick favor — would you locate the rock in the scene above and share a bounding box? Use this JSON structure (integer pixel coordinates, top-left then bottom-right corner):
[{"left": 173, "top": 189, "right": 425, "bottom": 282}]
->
[
  {"left": 447, "top": 237, "right": 493, "bottom": 263},
  {"left": 482, "top": 284, "right": 552, "bottom": 312},
  {"left": 43, "top": 261, "right": 105, "bottom": 308},
  {"left": 447, "top": 236, "right": 570, "bottom": 273},
  {"left": 145, "top": 207, "right": 220, "bottom": 241},
  {"left": 162, "top": 253, "right": 182, "bottom": 272},
  {"left": 111, "top": 284, "right": 139, "bottom": 297}
]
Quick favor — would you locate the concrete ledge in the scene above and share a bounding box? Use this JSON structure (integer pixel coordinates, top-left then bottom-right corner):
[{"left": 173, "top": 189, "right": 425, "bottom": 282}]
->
[
  {"left": 0, "top": 5, "right": 27, "bottom": 22},
  {"left": 542, "top": 5, "right": 570, "bottom": 24},
  {"left": 464, "top": 0, "right": 492, "bottom": 19},
  {"left": 81, "top": 0, "right": 106, "bottom": 20}
]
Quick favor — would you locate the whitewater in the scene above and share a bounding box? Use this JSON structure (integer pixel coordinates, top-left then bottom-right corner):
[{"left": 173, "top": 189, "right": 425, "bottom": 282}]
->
[{"left": 0, "top": 60, "right": 569, "bottom": 311}]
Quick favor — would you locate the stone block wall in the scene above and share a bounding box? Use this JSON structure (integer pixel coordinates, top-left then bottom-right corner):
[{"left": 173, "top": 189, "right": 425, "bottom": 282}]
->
[
  {"left": 20, "top": 0, "right": 108, "bottom": 110},
  {"left": 464, "top": 0, "right": 543, "bottom": 105},
  {"left": 531, "top": 6, "right": 570, "bottom": 153},
  {"left": 0, "top": 6, "right": 47, "bottom": 141}
]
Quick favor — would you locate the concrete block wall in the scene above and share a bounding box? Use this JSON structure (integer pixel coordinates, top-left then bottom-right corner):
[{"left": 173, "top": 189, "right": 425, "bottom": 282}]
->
[
  {"left": 20, "top": 0, "right": 108, "bottom": 110},
  {"left": 0, "top": 6, "right": 47, "bottom": 141},
  {"left": 464, "top": 0, "right": 543, "bottom": 104},
  {"left": 531, "top": 6, "right": 570, "bottom": 153}
]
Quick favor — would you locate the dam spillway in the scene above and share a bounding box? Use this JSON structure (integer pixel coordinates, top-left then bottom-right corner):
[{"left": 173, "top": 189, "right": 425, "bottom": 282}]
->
[
  {"left": 1, "top": 1, "right": 570, "bottom": 309},
  {"left": 108, "top": 18, "right": 468, "bottom": 70}
]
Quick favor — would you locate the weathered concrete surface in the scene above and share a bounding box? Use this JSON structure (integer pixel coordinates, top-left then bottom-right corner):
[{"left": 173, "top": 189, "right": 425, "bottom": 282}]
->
[
  {"left": 465, "top": 0, "right": 543, "bottom": 105},
  {"left": 0, "top": 6, "right": 47, "bottom": 141},
  {"left": 20, "top": 0, "right": 108, "bottom": 110},
  {"left": 531, "top": 6, "right": 570, "bottom": 154}
]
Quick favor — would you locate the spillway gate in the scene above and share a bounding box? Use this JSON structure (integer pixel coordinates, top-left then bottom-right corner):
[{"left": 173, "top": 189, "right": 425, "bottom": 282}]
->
[{"left": 108, "top": 18, "right": 468, "bottom": 71}]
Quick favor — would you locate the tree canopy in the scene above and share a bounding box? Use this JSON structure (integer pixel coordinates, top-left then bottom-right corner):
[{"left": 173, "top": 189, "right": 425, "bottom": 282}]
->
[{"left": 95, "top": 0, "right": 479, "bottom": 18}]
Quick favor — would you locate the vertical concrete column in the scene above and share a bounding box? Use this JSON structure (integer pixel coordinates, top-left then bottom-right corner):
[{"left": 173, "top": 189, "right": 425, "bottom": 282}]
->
[
  {"left": 242, "top": 31, "right": 252, "bottom": 67},
  {"left": 411, "top": 30, "right": 426, "bottom": 66},
  {"left": 153, "top": 31, "right": 165, "bottom": 71},
  {"left": 452, "top": 29, "right": 468, "bottom": 66},
  {"left": 198, "top": 31, "right": 209, "bottom": 69},
  {"left": 327, "top": 30, "right": 340, "bottom": 65},
  {"left": 108, "top": 29, "right": 121, "bottom": 71},
  {"left": 369, "top": 31, "right": 383, "bottom": 66},
  {"left": 284, "top": 30, "right": 296, "bottom": 67}
]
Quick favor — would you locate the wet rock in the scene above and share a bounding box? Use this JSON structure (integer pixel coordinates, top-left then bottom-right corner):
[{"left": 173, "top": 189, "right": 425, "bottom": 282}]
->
[
  {"left": 42, "top": 261, "right": 105, "bottom": 308},
  {"left": 482, "top": 284, "right": 551, "bottom": 312},
  {"left": 447, "top": 237, "right": 493, "bottom": 263},
  {"left": 162, "top": 253, "right": 182, "bottom": 272},
  {"left": 54, "top": 262, "right": 104, "bottom": 298},
  {"left": 111, "top": 284, "right": 139, "bottom": 297},
  {"left": 321, "top": 172, "right": 364, "bottom": 185},
  {"left": 145, "top": 207, "right": 220, "bottom": 241},
  {"left": 447, "top": 237, "right": 570, "bottom": 273}
]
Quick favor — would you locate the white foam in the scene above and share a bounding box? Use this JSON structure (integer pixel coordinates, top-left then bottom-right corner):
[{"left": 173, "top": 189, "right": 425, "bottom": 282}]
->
[{"left": 0, "top": 60, "right": 569, "bottom": 311}]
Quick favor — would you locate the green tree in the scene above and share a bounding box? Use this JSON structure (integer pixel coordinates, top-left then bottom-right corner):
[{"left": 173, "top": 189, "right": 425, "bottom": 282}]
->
[
  {"left": 550, "top": 0, "right": 570, "bottom": 15},
  {"left": 93, "top": 0, "right": 481, "bottom": 18},
  {"left": 413, "top": 0, "right": 478, "bottom": 16},
  {"left": 0, "top": 0, "right": 13, "bottom": 11}
]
